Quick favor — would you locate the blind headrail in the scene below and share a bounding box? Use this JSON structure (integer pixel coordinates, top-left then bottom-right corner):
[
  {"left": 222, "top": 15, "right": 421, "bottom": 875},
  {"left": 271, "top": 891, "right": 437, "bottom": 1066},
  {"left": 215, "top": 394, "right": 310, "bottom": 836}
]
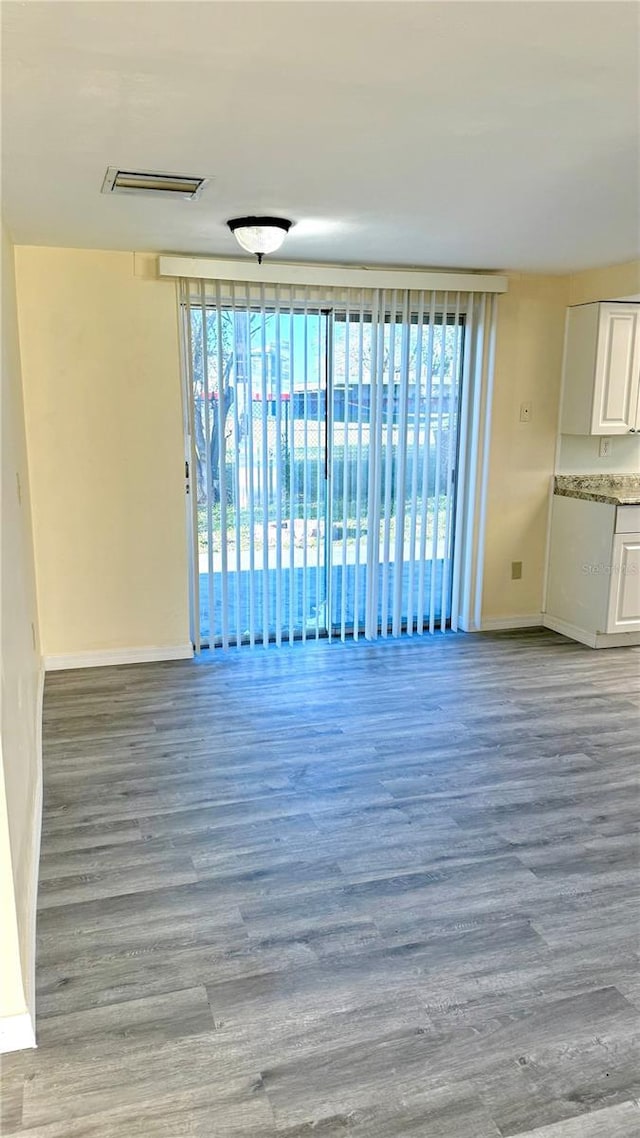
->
[{"left": 158, "top": 255, "right": 508, "bottom": 294}]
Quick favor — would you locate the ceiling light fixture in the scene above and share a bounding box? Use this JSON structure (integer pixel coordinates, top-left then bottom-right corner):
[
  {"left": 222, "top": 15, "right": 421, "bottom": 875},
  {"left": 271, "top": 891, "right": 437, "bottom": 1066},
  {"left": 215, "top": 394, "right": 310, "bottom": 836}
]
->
[{"left": 227, "top": 216, "right": 293, "bottom": 263}]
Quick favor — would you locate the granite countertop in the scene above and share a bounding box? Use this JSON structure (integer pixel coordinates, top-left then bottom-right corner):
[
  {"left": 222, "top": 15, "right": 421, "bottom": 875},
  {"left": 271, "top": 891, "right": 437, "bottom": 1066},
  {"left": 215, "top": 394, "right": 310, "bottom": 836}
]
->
[{"left": 554, "top": 474, "right": 640, "bottom": 505}]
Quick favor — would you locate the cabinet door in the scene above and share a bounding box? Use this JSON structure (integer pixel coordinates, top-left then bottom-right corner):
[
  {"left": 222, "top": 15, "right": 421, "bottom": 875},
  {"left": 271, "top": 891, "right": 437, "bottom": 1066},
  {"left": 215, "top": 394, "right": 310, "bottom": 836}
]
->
[
  {"left": 606, "top": 533, "right": 640, "bottom": 632},
  {"left": 592, "top": 305, "right": 640, "bottom": 435}
]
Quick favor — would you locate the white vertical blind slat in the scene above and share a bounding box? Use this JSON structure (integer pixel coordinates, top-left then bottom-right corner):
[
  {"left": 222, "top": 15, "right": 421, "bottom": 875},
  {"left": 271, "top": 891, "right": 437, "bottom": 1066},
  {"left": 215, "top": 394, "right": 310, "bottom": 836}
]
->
[
  {"left": 405, "top": 290, "right": 425, "bottom": 636},
  {"left": 325, "top": 311, "right": 330, "bottom": 641},
  {"left": 244, "top": 283, "right": 257, "bottom": 647},
  {"left": 199, "top": 282, "right": 216, "bottom": 650},
  {"left": 380, "top": 290, "right": 397, "bottom": 637},
  {"left": 259, "top": 284, "right": 270, "bottom": 646},
  {"left": 213, "top": 280, "right": 229, "bottom": 648},
  {"left": 392, "top": 289, "right": 411, "bottom": 637},
  {"left": 416, "top": 290, "right": 437, "bottom": 634},
  {"left": 429, "top": 292, "right": 448, "bottom": 635},
  {"left": 230, "top": 282, "right": 243, "bottom": 647},
  {"left": 340, "top": 297, "right": 351, "bottom": 642},
  {"left": 440, "top": 291, "right": 462, "bottom": 630},
  {"left": 287, "top": 290, "right": 295, "bottom": 646},
  {"left": 365, "top": 290, "right": 383, "bottom": 639},
  {"left": 352, "top": 291, "right": 366, "bottom": 641},
  {"left": 474, "top": 293, "right": 498, "bottom": 631},
  {"left": 301, "top": 289, "right": 309, "bottom": 643},
  {"left": 460, "top": 293, "right": 486, "bottom": 633},
  {"left": 450, "top": 292, "right": 474, "bottom": 632},
  {"left": 273, "top": 285, "right": 283, "bottom": 647},
  {"left": 315, "top": 307, "right": 324, "bottom": 642}
]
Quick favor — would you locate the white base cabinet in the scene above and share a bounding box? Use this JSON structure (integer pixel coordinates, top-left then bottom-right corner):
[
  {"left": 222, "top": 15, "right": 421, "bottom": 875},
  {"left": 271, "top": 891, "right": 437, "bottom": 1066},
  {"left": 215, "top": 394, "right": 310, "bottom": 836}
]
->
[
  {"left": 607, "top": 529, "right": 640, "bottom": 633},
  {"left": 544, "top": 497, "right": 640, "bottom": 648}
]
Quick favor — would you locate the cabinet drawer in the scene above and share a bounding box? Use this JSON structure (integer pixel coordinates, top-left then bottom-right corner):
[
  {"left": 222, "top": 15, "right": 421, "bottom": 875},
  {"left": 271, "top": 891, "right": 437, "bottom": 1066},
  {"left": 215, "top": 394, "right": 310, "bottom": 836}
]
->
[{"left": 616, "top": 505, "right": 640, "bottom": 533}]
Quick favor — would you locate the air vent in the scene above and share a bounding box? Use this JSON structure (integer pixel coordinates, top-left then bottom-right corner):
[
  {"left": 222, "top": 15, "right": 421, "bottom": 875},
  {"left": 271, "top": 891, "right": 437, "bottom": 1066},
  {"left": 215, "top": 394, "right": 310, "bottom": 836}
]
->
[{"left": 101, "top": 168, "right": 208, "bottom": 201}]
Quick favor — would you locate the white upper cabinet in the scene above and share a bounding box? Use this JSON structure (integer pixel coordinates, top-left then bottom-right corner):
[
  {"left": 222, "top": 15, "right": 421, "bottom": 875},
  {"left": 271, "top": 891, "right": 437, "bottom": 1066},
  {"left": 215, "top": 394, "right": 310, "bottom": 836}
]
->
[{"left": 560, "top": 302, "right": 640, "bottom": 435}]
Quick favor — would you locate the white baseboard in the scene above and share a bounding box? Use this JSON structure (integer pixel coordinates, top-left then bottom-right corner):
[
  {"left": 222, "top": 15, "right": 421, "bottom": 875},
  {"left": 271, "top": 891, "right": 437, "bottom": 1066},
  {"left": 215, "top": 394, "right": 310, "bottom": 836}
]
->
[
  {"left": 44, "top": 643, "right": 194, "bottom": 671},
  {"left": 24, "top": 664, "right": 45, "bottom": 1033},
  {"left": 543, "top": 614, "right": 598, "bottom": 647},
  {"left": 459, "top": 614, "right": 543, "bottom": 633},
  {"left": 543, "top": 614, "right": 640, "bottom": 649},
  {"left": 0, "top": 1012, "right": 36, "bottom": 1054},
  {"left": 479, "top": 613, "right": 544, "bottom": 631}
]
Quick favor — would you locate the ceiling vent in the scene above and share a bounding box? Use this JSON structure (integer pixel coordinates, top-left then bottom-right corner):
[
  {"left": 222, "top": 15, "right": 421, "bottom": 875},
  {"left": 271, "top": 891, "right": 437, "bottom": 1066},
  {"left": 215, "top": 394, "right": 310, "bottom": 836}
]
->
[{"left": 101, "top": 168, "right": 208, "bottom": 201}]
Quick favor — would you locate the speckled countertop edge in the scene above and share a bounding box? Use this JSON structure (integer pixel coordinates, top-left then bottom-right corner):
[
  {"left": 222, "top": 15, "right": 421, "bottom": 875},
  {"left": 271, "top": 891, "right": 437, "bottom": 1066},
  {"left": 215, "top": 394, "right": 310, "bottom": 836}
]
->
[{"left": 554, "top": 474, "right": 640, "bottom": 505}]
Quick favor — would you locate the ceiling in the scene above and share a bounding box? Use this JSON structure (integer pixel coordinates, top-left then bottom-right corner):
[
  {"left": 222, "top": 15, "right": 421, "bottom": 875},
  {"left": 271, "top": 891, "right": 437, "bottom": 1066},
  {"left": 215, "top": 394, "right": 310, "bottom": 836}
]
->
[{"left": 2, "top": 1, "right": 639, "bottom": 273}]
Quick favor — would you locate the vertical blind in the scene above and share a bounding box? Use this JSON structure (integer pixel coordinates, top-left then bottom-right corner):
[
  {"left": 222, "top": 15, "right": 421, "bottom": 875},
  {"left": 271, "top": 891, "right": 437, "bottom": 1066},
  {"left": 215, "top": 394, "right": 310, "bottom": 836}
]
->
[{"left": 178, "top": 278, "right": 497, "bottom": 649}]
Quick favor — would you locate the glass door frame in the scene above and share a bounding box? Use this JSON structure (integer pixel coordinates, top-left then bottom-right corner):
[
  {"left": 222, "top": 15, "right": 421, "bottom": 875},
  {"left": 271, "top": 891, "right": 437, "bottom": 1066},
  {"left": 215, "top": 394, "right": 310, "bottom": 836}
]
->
[{"left": 181, "top": 293, "right": 466, "bottom": 650}]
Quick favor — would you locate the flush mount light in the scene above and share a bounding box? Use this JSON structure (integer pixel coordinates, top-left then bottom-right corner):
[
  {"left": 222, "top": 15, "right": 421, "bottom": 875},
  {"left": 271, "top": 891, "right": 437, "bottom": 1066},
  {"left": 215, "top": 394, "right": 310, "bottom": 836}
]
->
[
  {"left": 227, "top": 216, "right": 293, "bottom": 263},
  {"left": 101, "top": 168, "right": 208, "bottom": 200}
]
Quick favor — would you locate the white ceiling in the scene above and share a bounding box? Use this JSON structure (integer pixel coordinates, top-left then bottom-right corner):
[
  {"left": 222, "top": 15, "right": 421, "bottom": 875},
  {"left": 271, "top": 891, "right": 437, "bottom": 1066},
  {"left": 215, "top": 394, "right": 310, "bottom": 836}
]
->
[{"left": 2, "top": 1, "right": 639, "bottom": 272}]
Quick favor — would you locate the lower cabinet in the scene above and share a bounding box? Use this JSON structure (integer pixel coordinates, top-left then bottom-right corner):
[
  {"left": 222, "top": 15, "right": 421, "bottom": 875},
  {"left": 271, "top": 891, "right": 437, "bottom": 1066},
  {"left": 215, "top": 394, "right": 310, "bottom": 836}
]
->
[
  {"left": 544, "top": 496, "right": 640, "bottom": 647},
  {"left": 607, "top": 529, "right": 640, "bottom": 633}
]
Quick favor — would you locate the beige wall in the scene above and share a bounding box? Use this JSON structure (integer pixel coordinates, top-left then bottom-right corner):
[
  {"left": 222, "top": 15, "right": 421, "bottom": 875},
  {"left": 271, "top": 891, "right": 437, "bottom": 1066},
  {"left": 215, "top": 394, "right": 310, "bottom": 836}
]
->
[
  {"left": 13, "top": 248, "right": 639, "bottom": 643},
  {"left": 1, "top": 220, "right": 41, "bottom": 1036},
  {"left": 14, "top": 248, "right": 189, "bottom": 659},
  {"left": 568, "top": 259, "right": 640, "bottom": 306},
  {"left": 0, "top": 771, "right": 27, "bottom": 1022},
  {"left": 482, "top": 273, "right": 569, "bottom": 620},
  {"left": 557, "top": 259, "right": 640, "bottom": 476}
]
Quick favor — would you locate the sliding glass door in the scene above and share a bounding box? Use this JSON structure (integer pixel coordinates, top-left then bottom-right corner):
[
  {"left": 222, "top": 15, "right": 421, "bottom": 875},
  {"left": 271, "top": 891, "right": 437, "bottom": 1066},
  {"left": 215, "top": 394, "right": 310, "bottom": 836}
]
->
[
  {"left": 189, "top": 298, "right": 329, "bottom": 646},
  {"left": 183, "top": 286, "right": 464, "bottom": 648}
]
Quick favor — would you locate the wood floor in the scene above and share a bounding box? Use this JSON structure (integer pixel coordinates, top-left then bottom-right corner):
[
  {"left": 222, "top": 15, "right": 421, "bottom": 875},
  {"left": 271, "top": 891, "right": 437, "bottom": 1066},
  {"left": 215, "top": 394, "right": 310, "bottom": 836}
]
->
[{"left": 2, "top": 629, "right": 640, "bottom": 1136}]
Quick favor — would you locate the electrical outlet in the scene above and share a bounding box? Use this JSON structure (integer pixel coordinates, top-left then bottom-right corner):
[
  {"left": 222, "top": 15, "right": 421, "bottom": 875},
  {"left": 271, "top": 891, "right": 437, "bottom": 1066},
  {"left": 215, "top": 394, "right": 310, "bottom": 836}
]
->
[
  {"left": 519, "top": 402, "right": 532, "bottom": 423},
  {"left": 599, "top": 437, "right": 612, "bottom": 458},
  {"left": 511, "top": 561, "right": 523, "bottom": 580}
]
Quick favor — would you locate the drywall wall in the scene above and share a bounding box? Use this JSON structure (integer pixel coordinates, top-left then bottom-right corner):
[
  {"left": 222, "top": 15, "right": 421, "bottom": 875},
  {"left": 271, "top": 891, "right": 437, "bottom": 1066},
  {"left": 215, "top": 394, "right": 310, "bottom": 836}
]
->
[
  {"left": 0, "top": 762, "right": 27, "bottom": 1025},
  {"left": 17, "top": 248, "right": 634, "bottom": 642},
  {"left": 1, "top": 219, "right": 41, "bottom": 1047},
  {"left": 481, "top": 273, "right": 569, "bottom": 621},
  {"left": 557, "top": 259, "right": 640, "bottom": 475},
  {"left": 557, "top": 433, "right": 640, "bottom": 475},
  {"left": 14, "top": 247, "right": 189, "bottom": 660},
  {"left": 568, "top": 259, "right": 640, "bottom": 306}
]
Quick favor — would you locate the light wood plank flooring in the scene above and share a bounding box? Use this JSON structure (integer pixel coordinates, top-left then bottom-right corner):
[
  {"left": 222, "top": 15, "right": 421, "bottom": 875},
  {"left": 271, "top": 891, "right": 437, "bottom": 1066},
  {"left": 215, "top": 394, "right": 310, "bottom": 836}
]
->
[{"left": 1, "top": 629, "right": 639, "bottom": 1136}]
